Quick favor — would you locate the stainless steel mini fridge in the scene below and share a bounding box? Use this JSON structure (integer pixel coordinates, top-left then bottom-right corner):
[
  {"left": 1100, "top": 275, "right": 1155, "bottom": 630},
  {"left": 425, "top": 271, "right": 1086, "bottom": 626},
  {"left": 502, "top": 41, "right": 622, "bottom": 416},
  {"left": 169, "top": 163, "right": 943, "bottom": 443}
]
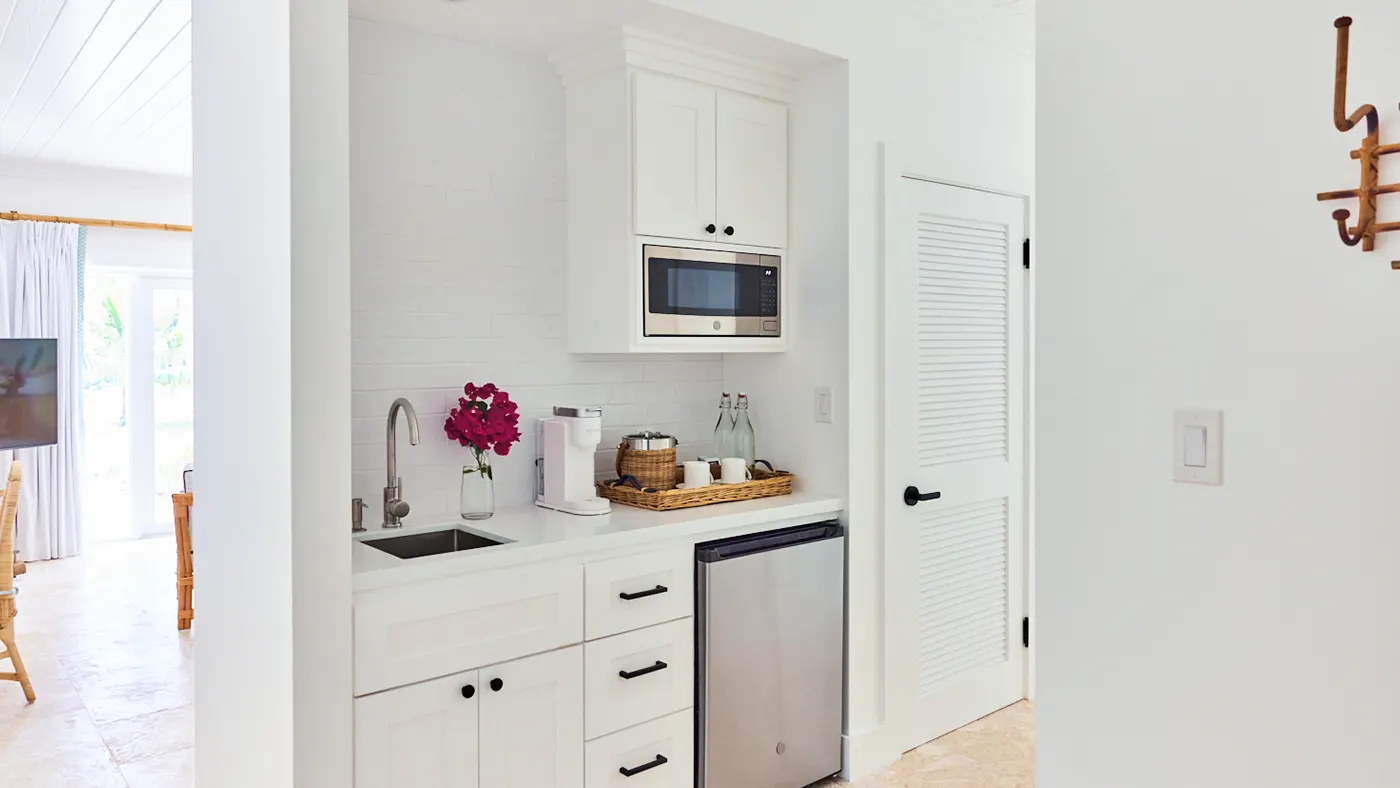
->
[{"left": 696, "top": 522, "right": 845, "bottom": 788}]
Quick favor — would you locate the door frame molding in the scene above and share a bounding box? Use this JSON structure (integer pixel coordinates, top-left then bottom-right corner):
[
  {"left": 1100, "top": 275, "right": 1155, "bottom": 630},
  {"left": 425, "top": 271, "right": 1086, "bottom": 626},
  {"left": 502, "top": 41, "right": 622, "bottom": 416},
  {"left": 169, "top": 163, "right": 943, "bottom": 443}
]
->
[{"left": 876, "top": 141, "right": 1035, "bottom": 748}]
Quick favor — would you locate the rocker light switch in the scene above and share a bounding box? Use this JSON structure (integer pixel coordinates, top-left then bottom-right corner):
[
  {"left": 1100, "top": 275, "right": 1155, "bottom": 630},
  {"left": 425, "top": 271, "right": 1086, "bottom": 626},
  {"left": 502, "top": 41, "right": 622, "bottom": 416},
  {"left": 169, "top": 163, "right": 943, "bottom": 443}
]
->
[
  {"left": 1183, "top": 425, "right": 1208, "bottom": 467},
  {"left": 1173, "top": 409, "right": 1223, "bottom": 485}
]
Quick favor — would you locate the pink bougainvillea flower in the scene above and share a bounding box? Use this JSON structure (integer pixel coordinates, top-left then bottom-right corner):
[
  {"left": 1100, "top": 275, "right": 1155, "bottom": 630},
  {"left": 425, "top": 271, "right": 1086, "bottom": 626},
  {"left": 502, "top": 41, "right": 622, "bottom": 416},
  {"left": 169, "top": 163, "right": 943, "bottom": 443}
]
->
[{"left": 444, "top": 382, "right": 522, "bottom": 468}]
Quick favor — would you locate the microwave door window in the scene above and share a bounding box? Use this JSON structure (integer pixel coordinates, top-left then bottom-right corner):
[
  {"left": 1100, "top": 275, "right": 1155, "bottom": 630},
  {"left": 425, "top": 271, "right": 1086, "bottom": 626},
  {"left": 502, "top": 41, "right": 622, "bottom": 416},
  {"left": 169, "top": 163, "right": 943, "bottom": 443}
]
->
[
  {"left": 651, "top": 258, "right": 739, "bottom": 316},
  {"left": 671, "top": 265, "right": 737, "bottom": 315}
]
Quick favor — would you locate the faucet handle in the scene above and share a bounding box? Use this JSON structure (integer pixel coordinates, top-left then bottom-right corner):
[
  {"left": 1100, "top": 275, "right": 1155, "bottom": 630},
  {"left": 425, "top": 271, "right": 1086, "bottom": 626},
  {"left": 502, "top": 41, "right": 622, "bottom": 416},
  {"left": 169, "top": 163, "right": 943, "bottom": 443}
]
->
[
  {"left": 386, "top": 499, "right": 411, "bottom": 519},
  {"left": 352, "top": 498, "right": 368, "bottom": 533}
]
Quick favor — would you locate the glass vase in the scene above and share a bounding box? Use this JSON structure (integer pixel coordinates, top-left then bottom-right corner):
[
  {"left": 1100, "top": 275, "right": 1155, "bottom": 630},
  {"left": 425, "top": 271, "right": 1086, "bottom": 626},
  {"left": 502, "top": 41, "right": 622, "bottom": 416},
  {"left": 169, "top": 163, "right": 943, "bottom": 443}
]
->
[{"left": 460, "top": 463, "right": 495, "bottom": 520}]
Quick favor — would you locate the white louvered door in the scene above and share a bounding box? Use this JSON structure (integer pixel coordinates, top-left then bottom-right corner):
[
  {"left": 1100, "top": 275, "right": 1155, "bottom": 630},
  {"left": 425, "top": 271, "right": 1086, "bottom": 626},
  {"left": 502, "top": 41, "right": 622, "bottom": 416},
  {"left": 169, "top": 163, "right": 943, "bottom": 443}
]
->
[{"left": 885, "top": 177, "right": 1026, "bottom": 753}]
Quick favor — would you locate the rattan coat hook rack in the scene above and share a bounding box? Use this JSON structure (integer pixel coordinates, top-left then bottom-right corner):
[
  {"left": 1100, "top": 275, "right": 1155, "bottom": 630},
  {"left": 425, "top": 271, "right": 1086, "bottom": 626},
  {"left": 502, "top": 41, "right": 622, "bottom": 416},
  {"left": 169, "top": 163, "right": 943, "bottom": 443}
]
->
[{"left": 1316, "top": 16, "right": 1400, "bottom": 269}]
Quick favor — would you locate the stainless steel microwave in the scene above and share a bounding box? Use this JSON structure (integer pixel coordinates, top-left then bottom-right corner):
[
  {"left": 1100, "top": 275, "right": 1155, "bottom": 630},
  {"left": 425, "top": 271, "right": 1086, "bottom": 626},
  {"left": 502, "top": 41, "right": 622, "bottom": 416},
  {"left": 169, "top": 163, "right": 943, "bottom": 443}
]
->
[{"left": 642, "top": 244, "right": 781, "bottom": 338}]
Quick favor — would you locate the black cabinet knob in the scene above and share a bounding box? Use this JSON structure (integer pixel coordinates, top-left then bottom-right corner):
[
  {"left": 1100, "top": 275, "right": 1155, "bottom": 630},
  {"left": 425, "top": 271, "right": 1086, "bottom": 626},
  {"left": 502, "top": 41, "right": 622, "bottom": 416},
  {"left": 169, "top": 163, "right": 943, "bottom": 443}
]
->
[
  {"left": 903, "top": 486, "right": 941, "bottom": 507},
  {"left": 723, "top": 226, "right": 735, "bottom": 236},
  {"left": 489, "top": 678, "right": 504, "bottom": 692},
  {"left": 460, "top": 685, "right": 475, "bottom": 699},
  {"left": 705, "top": 224, "right": 716, "bottom": 234}
]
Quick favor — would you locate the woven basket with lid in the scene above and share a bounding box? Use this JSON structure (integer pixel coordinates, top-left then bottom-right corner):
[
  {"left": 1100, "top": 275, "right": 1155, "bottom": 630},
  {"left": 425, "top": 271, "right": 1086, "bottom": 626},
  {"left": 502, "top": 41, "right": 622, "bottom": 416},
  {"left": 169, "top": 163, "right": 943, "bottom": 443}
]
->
[{"left": 615, "top": 432, "right": 678, "bottom": 491}]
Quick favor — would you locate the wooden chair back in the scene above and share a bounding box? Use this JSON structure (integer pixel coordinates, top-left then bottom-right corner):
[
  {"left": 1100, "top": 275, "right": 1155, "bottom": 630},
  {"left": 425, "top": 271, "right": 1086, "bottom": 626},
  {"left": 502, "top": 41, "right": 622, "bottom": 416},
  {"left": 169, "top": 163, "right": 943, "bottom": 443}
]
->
[{"left": 0, "top": 462, "right": 21, "bottom": 625}]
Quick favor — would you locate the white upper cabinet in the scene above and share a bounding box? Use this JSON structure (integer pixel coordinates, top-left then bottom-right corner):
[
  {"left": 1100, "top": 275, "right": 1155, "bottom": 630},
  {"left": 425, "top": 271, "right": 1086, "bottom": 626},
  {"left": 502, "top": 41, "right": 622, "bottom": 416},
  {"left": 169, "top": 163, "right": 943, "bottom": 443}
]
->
[
  {"left": 633, "top": 72, "right": 717, "bottom": 243},
  {"left": 632, "top": 71, "right": 788, "bottom": 249},
  {"left": 555, "top": 31, "right": 794, "bottom": 353},
  {"left": 716, "top": 90, "right": 788, "bottom": 249}
]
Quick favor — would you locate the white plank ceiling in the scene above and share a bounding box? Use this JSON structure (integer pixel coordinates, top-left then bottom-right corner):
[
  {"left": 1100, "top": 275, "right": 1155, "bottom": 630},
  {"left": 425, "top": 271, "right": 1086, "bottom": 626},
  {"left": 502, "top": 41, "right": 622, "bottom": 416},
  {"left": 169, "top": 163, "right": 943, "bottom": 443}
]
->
[
  {"left": 0, "top": 0, "right": 191, "bottom": 176},
  {"left": 0, "top": 0, "right": 1025, "bottom": 178}
]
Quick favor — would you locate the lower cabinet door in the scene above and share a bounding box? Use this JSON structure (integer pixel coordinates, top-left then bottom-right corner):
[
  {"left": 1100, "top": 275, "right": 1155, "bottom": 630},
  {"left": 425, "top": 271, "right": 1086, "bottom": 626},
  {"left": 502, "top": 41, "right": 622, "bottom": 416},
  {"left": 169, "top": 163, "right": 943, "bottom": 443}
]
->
[
  {"left": 479, "top": 646, "right": 585, "bottom": 788},
  {"left": 355, "top": 669, "right": 481, "bottom": 788},
  {"left": 584, "top": 710, "right": 693, "bottom": 788}
]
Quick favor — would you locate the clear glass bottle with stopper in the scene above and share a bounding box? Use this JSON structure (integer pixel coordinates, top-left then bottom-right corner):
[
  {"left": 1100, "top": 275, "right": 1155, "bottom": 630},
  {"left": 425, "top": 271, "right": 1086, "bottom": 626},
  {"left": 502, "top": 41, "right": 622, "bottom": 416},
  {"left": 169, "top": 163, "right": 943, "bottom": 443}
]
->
[
  {"left": 733, "top": 393, "right": 756, "bottom": 467},
  {"left": 713, "top": 392, "right": 735, "bottom": 458}
]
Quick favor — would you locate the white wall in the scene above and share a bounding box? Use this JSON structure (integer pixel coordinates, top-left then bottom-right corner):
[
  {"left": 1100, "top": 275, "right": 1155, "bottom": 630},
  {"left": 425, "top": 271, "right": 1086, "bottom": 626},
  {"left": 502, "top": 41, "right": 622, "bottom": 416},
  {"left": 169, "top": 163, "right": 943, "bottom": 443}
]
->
[
  {"left": 192, "top": 0, "right": 352, "bottom": 785},
  {"left": 0, "top": 156, "right": 192, "bottom": 271},
  {"left": 650, "top": 0, "right": 1033, "bottom": 775},
  {"left": 722, "top": 62, "right": 849, "bottom": 497},
  {"left": 1038, "top": 2, "right": 1400, "bottom": 786},
  {"left": 349, "top": 19, "right": 722, "bottom": 522}
]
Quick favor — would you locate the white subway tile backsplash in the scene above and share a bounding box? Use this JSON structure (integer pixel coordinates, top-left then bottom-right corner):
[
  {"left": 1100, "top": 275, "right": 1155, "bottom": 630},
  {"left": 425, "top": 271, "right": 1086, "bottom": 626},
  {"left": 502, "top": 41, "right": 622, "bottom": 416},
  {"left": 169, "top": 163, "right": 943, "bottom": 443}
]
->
[{"left": 349, "top": 19, "right": 721, "bottom": 524}]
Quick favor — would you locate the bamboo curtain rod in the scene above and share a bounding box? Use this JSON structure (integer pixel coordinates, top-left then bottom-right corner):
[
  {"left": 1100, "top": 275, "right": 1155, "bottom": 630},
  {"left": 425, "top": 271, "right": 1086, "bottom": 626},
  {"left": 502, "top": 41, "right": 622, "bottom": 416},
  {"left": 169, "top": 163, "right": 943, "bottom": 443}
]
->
[{"left": 1, "top": 210, "right": 191, "bottom": 233}]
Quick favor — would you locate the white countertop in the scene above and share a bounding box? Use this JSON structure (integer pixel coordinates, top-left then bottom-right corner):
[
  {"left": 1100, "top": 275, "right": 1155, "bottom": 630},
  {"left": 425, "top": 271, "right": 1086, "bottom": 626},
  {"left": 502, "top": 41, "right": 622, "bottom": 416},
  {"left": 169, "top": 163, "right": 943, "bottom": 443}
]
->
[{"left": 351, "top": 492, "right": 844, "bottom": 592}]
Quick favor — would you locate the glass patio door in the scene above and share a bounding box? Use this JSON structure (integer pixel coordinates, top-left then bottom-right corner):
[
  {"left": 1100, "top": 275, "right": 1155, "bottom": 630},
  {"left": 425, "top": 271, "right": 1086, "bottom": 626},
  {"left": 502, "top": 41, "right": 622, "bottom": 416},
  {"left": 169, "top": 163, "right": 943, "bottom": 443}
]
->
[
  {"left": 134, "top": 278, "right": 193, "bottom": 536},
  {"left": 82, "top": 272, "right": 193, "bottom": 540}
]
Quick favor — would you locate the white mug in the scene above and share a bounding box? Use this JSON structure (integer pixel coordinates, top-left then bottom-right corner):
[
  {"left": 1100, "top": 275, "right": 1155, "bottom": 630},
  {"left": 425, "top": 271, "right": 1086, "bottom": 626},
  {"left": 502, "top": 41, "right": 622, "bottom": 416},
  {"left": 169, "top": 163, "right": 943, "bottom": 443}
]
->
[
  {"left": 719, "top": 457, "right": 753, "bottom": 484},
  {"left": 683, "top": 460, "right": 714, "bottom": 489}
]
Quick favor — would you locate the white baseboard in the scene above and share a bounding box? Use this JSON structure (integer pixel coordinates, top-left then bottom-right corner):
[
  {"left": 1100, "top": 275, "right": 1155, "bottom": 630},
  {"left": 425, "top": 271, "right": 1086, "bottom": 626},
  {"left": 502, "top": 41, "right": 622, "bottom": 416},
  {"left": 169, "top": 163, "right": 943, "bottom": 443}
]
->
[{"left": 842, "top": 725, "right": 902, "bottom": 781}]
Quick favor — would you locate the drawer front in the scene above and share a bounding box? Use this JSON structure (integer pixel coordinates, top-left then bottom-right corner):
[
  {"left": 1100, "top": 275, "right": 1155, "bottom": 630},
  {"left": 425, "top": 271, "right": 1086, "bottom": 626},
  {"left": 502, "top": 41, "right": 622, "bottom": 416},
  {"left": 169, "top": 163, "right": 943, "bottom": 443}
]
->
[
  {"left": 584, "top": 618, "right": 693, "bottom": 740},
  {"left": 585, "top": 548, "right": 693, "bottom": 640},
  {"left": 354, "top": 561, "right": 584, "bottom": 695},
  {"left": 585, "top": 710, "right": 693, "bottom": 788}
]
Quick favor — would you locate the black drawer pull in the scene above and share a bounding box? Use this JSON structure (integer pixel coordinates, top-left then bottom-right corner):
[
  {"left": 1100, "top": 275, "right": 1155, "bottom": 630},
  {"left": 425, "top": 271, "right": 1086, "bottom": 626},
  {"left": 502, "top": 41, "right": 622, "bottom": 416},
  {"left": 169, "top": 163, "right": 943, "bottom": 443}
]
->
[
  {"left": 618, "top": 660, "right": 668, "bottom": 680},
  {"left": 619, "top": 754, "right": 668, "bottom": 777},
  {"left": 619, "top": 584, "right": 667, "bottom": 601}
]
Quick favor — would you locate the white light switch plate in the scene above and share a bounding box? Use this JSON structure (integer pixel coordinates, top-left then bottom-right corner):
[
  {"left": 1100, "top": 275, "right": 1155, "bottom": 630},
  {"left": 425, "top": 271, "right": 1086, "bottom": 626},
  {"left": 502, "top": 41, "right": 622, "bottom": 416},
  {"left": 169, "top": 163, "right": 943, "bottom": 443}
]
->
[
  {"left": 815, "top": 386, "right": 834, "bottom": 423},
  {"left": 1173, "top": 409, "right": 1223, "bottom": 485}
]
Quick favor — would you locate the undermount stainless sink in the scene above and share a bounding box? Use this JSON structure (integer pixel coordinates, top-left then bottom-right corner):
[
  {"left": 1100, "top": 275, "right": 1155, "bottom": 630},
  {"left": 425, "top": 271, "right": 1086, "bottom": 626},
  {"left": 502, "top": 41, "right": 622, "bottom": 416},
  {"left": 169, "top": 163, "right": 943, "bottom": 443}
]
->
[{"left": 364, "top": 529, "right": 504, "bottom": 560}]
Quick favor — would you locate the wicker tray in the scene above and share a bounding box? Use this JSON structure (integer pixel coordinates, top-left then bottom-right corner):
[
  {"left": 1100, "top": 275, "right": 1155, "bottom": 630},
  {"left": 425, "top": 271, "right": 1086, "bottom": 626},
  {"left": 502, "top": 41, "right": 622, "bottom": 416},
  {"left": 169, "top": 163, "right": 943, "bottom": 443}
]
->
[{"left": 597, "top": 467, "right": 794, "bottom": 511}]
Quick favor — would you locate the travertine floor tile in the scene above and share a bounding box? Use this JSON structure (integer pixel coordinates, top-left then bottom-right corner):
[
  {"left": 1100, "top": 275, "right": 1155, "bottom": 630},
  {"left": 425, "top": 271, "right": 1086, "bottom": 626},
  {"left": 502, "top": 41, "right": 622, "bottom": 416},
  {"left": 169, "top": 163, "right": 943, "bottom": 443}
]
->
[
  {"left": 119, "top": 746, "right": 195, "bottom": 788},
  {"left": 819, "top": 701, "right": 1035, "bottom": 787},
  {"left": 0, "top": 708, "right": 128, "bottom": 788},
  {"left": 96, "top": 705, "right": 194, "bottom": 764},
  {"left": 0, "top": 538, "right": 195, "bottom": 787}
]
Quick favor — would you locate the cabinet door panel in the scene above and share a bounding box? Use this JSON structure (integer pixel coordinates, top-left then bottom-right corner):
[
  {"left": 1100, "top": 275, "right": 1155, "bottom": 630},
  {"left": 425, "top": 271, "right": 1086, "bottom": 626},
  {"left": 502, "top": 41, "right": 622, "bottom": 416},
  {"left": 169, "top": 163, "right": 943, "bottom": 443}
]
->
[
  {"left": 479, "top": 646, "right": 585, "bottom": 788},
  {"left": 355, "top": 670, "right": 480, "bottom": 788},
  {"left": 716, "top": 89, "right": 788, "bottom": 249},
  {"left": 633, "top": 71, "right": 716, "bottom": 242}
]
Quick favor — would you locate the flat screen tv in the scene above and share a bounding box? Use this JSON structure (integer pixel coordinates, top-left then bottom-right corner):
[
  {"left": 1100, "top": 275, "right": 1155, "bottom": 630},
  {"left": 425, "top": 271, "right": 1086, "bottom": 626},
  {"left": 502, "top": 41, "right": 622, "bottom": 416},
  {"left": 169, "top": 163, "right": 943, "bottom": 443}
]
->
[{"left": 0, "top": 338, "right": 58, "bottom": 450}]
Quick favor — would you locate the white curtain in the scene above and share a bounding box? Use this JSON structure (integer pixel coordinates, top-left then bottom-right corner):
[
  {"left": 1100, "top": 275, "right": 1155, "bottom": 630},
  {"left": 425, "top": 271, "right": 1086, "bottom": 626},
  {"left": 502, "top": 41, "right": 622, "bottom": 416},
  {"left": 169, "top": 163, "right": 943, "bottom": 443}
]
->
[{"left": 0, "top": 221, "right": 83, "bottom": 560}]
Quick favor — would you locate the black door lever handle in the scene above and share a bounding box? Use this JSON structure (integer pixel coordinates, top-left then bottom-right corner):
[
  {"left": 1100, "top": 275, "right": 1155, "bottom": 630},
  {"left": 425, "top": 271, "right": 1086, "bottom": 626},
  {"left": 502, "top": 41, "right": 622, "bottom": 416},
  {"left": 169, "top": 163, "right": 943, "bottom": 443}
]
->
[{"left": 903, "top": 486, "right": 941, "bottom": 506}]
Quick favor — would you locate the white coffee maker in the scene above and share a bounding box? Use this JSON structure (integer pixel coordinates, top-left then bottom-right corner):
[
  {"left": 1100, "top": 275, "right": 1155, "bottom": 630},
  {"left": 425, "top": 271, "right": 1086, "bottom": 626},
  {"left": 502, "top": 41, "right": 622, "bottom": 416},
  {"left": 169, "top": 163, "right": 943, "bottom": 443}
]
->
[{"left": 535, "top": 406, "right": 611, "bottom": 516}]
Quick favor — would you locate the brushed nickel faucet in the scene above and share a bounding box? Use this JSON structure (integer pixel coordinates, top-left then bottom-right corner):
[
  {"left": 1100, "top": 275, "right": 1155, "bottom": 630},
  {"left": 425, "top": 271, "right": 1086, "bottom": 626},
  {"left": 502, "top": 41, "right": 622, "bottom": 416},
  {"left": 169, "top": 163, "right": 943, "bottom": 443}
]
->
[{"left": 384, "top": 398, "right": 420, "bottom": 528}]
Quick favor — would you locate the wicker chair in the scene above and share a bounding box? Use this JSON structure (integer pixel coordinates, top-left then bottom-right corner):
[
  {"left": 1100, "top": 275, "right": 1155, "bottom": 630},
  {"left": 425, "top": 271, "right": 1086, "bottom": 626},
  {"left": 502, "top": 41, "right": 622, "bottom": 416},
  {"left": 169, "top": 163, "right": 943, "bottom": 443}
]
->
[{"left": 0, "top": 461, "right": 35, "bottom": 702}]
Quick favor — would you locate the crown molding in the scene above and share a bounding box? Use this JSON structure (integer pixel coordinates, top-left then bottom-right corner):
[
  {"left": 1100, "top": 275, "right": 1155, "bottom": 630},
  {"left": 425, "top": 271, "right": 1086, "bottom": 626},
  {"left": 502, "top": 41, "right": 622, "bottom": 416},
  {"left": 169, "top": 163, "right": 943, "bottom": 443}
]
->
[{"left": 551, "top": 27, "right": 797, "bottom": 102}]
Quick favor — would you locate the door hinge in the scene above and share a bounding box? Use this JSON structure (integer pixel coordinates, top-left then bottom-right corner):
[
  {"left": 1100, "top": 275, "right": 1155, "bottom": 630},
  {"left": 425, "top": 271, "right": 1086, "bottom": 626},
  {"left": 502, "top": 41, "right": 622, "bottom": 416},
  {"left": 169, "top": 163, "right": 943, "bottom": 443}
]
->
[
  {"left": 1022, "top": 617, "right": 1030, "bottom": 648},
  {"left": 1022, "top": 238, "right": 1031, "bottom": 270}
]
